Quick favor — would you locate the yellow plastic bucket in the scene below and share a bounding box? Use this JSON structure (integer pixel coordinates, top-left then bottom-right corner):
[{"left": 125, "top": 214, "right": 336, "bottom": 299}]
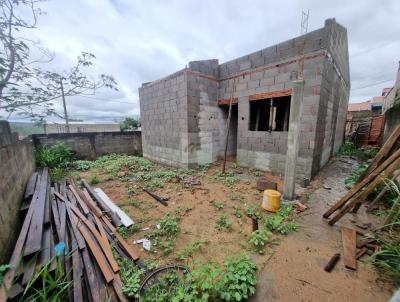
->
[{"left": 262, "top": 189, "right": 281, "bottom": 213}]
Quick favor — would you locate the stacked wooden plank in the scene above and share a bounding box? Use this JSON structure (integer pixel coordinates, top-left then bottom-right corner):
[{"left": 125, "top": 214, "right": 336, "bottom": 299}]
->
[
  {"left": 0, "top": 169, "right": 141, "bottom": 301},
  {"left": 323, "top": 125, "right": 400, "bottom": 225}
]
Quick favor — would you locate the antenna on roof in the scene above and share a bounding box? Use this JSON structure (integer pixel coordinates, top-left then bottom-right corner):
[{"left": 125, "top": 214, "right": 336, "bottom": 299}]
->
[
  {"left": 301, "top": 10, "right": 310, "bottom": 35},
  {"left": 298, "top": 10, "right": 310, "bottom": 79}
]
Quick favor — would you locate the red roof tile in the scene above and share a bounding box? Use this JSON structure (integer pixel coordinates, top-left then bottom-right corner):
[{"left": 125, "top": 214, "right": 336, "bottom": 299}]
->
[
  {"left": 348, "top": 101, "right": 371, "bottom": 112},
  {"left": 372, "top": 96, "right": 384, "bottom": 104}
]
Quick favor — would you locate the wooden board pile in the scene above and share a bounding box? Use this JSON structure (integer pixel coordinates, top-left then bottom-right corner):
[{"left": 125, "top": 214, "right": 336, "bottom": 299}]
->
[
  {"left": 0, "top": 168, "right": 142, "bottom": 301},
  {"left": 323, "top": 125, "right": 400, "bottom": 225}
]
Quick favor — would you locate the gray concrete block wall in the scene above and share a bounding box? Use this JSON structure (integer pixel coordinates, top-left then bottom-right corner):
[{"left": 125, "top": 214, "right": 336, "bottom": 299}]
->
[
  {"left": 189, "top": 60, "right": 219, "bottom": 78},
  {"left": 0, "top": 121, "right": 35, "bottom": 264},
  {"left": 218, "top": 26, "right": 325, "bottom": 79},
  {"left": 222, "top": 53, "right": 324, "bottom": 180},
  {"left": 139, "top": 70, "right": 188, "bottom": 166},
  {"left": 186, "top": 72, "right": 220, "bottom": 165},
  {"left": 44, "top": 123, "right": 120, "bottom": 134},
  {"left": 312, "top": 21, "right": 350, "bottom": 172},
  {"left": 139, "top": 19, "right": 350, "bottom": 181},
  {"left": 32, "top": 132, "right": 142, "bottom": 160}
]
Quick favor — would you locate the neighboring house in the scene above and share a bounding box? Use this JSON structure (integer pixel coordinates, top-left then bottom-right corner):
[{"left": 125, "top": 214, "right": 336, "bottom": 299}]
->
[
  {"left": 383, "top": 62, "right": 400, "bottom": 140},
  {"left": 139, "top": 19, "right": 350, "bottom": 181},
  {"left": 44, "top": 122, "right": 120, "bottom": 134},
  {"left": 346, "top": 87, "right": 391, "bottom": 145},
  {"left": 346, "top": 101, "right": 371, "bottom": 136},
  {"left": 371, "top": 96, "right": 384, "bottom": 115},
  {"left": 347, "top": 101, "right": 371, "bottom": 118}
]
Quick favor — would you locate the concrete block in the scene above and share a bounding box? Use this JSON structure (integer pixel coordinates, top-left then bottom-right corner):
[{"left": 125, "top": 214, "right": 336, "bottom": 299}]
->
[{"left": 239, "top": 60, "right": 252, "bottom": 71}]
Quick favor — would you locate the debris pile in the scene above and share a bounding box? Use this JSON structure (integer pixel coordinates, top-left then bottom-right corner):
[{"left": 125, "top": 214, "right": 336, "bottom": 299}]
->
[
  {"left": 0, "top": 168, "right": 141, "bottom": 301},
  {"left": 323, "top": 125, "right": 400, "bottom": 272}
]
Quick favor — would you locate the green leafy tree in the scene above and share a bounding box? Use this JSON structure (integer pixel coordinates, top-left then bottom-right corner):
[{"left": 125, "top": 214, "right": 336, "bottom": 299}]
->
[{"left": 120, "top": 117, "right": 140, "bottom": 131}]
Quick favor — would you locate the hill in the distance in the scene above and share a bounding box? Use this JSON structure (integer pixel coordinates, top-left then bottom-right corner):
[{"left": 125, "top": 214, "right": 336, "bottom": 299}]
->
[{"left": 9, "top": 122, "right": 44, "bottom": 137}]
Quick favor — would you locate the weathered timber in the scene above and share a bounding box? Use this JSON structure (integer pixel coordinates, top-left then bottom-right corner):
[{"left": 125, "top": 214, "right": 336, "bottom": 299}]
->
[
  {"left": 323, "top": 147, "right": 400, "bottom": 218},
  {"left": 69, "top": 203, "right": 119, "bottom": 273},
  {"left": 24, "top": 168, "right": 49, "bottom": 256},
  {"left": 143, "top": 188, "right": 168, "bottom": 206},
  {"left": 69, "top": 185, "right": 90, "bottom": 215},
  {"left": 329, "top": 157, "right": 400, "bottom": 225},
  {"left": 77, "top": 222, "right": 114, "bottom": 283},
  {"left": 341, "top": 227, "right": 357, "bottom": 270},
  {"left": 357, "top": 125, "right": 400, "bottom": 182},
  {"left": 324, "top": 253, "right": 340, "bottom": 272},
  {"left": 24, "top": 172, "right": 38, "bottom": 199}
]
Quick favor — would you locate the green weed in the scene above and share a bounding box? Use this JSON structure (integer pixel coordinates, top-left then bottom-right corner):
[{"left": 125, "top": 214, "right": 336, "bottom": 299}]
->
[
  {"left": 249, "top": 229, "right": 272, "bottom": 254},
  {"left": 89, "top": 173, "right": 100, "bottom": 185},
  {"left": 245, "top": 205, "right": 261, "bottom": 220},
  {"left": 229, "top": 192, "right": 245, "bottom": 202},
  {"left": 210, "top": 200, "right": 225, "bottom": 210},
  {"left": 215, "top": 214, "right": 232, "bottom": 231},
  {"left": 115, "top": 254, "right": 143, "bottom": 298},
  {"left": 0, "top": 264, "right": 11, "bottom": 286},
  {"left": 35, "top": 143, "right": 75, "bottom": 169},
  {"left": 50, "top": 167, "right": 65, "bottom": 182},
  {"left": 264, "top": 205, "right": 298, "bottom": 235},
  {"left": 176, "top": 240, "right": 204, "bottom": 261},
  {"left": 363, "top": 147, "right": 379, "bottom": 159},
  {"left": 141, "top": 253, "right": 257, "bottom": 302},
  {"left": 148, "top": 214, "right": 180, "bottom": 255},
  {"left": 345, "top": 163, "right": 368, "bottom": 188},
  {"left": 214, "top": 171, "right": 239, "bottom": 187},
  {"left": 338, "top": 141, "right": 357, "bottom": 156},
  {"left": 199, "top": 163, "right": 211, "bottom": 174},
  {"left": 370, "top": 239, "right": 400, "bottom": 285},
  {"left": 20, "top": 257, "right": 72, "bottom": 301},
  {"left": 233, "top": 205, "right": 242, "bottom": 218},
  {"left": 74, "top": 160, "right": 93, "bottom": 171},
  {"left": 117, "top": 224, "right": 140, "bottom": 239}
]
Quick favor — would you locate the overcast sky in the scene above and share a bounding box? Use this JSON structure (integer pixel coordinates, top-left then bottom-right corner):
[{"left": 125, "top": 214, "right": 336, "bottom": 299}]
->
[{"left": 5, "top": 0, "right": 400, "bottom": 122}]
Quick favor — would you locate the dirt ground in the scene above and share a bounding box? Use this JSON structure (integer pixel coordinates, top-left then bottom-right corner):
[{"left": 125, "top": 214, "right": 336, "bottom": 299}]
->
[
  {"left": 77, "top": 156, "right": 394, "bottom": 302},
  {"left": 80, "top": 163, "right": 272, "bottom": 267},
  {"left": 250, "top": 157, "right": 393, "bottom": 302}
]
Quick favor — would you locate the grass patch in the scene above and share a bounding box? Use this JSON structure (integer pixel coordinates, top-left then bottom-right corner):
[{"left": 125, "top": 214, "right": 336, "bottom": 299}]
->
[
  {"left": 370, "top": 239, "right": 400, "bottom": 285},
  {"left": 20, "top": 257, "right": 72, "bottom": 301}
]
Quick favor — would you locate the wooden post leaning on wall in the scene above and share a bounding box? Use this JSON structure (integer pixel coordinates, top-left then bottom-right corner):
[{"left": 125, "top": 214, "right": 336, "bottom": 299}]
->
[{"left": 221, "top": 78, "right": 236, "bottom": 173}]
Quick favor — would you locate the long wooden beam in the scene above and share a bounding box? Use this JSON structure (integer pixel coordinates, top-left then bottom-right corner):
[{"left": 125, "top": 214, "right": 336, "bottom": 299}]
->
[
  {"left": 357, "top": 124, "right": 400, "bottom": 182},
  {"left": 323, "top": 147, "right": 400, "bottom": 218}
]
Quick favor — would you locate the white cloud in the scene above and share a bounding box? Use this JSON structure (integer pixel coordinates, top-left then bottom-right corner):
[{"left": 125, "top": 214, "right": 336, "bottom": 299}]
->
[{"left": 4, "top": 0, "right": 400, "bottom": 122}]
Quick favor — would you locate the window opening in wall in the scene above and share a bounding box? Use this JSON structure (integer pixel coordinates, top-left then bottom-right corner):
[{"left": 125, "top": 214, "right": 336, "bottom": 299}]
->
[{"left": 249, "top": 95, "right": 291, "bottom": 131}]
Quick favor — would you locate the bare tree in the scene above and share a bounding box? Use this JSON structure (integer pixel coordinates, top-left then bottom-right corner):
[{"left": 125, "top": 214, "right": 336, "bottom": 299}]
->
[
  {"left": 34, "top": 52, "right": 118, "bottom": 131},
  {"left": 0, "top": 0, "right": 118, "bottom": 123}
]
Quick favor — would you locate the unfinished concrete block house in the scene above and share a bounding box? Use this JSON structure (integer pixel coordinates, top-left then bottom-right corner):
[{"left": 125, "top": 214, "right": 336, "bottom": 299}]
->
[{"left": 139, "top": 19, "right": 350, "bottom": 181}]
